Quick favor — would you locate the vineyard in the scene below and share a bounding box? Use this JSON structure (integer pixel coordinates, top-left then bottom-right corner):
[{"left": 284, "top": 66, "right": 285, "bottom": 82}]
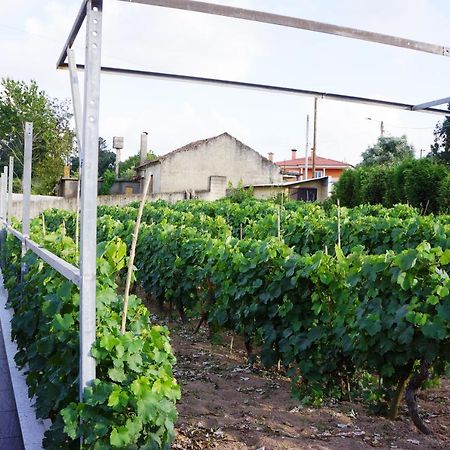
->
[{"left": 3, "top": 198, "right": 450, "bottom": 448}]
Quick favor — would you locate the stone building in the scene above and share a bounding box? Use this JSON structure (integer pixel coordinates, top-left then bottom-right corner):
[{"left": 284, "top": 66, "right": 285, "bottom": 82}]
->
[{"left": 136, "top": 132, "right": 283, "bottom": 199}]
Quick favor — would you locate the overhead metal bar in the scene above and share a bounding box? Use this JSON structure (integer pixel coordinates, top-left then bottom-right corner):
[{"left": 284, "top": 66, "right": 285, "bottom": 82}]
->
[
  {"left": 59, "top": 63, "right": 450, "bottom": 116},
  {"left": 412, "top": 96, "right": 450, "bottom": 111},
  {"left": 116, "top": 0, "right": 450, "bottom": 57},
  {"left": 2, "top": 222, "right": 81, "bottom": 287},
  {"left": 56, "top": 0, "right": 88, "bottom": 68},
  {"left": 57, "top": 0, "right": 450, "bottom": 69}
]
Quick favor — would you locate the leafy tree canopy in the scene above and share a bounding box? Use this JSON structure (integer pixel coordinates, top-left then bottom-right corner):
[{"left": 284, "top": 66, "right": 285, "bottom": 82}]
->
[
  {"left": 69, "top": 137, "right": 116, "bottom": 178},
  {"left": 429, "top": 104, "right": 450, "bottom": 165},
  {"left": 360, "top": 135, "right": 415, "bottom": 167},
  {"left": 0, "top": 78, "right": 74, "bottom": 194},
  {"left": 332, "top": 158, "right": 449, "bottom": 214},
  {"left": 119, "top": 151, "right": 157, "bottom": 179}
]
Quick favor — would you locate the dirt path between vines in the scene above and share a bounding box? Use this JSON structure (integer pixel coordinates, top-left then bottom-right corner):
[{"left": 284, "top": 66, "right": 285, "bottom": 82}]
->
[{"left": 146, "top": 307, "right": 450, "bottom": 450}]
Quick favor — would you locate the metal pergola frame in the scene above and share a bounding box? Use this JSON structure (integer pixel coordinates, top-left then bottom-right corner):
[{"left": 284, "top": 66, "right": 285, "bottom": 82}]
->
[
  {"left": 11, "top": 0, "right": 442, "bottom": 403},
  {"left": 0, "top": 0, "right": 102, "bottom": 406},
  {"left": 57, "top": 0, "right": 450, "bottom": 115}
]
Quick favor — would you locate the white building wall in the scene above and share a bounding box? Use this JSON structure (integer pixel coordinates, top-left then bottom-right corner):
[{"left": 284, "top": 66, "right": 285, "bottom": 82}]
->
[
  {"left": 142, "top": 163, "right": 161, "bottom": 193},
  {"left": 157, "top": 134, "right": 282, "bottom": 193}
]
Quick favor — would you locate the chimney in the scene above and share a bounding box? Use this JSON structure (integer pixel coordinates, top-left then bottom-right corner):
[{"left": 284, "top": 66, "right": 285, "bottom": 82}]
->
[
  {"left": 268, "top": 152, "right": 274, "bottom": 162},
  {"left": 140, "top": 132, "right": 148, "bottom": 165},
  {"left": 291, "top": 148, "right": 297, "bottom": 160}
]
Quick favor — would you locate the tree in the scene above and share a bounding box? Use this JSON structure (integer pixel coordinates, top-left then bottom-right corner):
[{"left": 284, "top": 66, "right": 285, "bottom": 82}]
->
[
  {"left": 331, "top": 169, "right": 360, "bottom": 207},
  {"left": 0, "top": 78, "right": 74, "bottom": 194},
  {"left": 438, "top": 173, "right": 450, "bottom": 212},
  {"left": 360, "top": 135, "right": 415, "bottom": 166},
  {"left": 69, "top": 137, "right": 116, "bottom": 177},
  {"left": 332, "top": 159, "right": 449, "bottom": 213},
  {"left": 429, "top": 104, "right": 450, "bottom": 164},
  {"left": 119, "top": 151, "right": 157, "bottom": 179},
  {"left": 402, "top": 158, "right": 447, "bottom": 213}
]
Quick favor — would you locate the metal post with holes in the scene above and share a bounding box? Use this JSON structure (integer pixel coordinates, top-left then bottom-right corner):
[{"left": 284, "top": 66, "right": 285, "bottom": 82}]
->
[
  {"left": 304, "top": 115, "right": 309, "bottom": 180},
  {"left": 68, "top": 47, "right": 84, "bottom": 257},
  {"left": 2, "top": 167, "right": 7, "bottom": 221},
  {"left": 0, "top": 174, "right": 4, "bottom": 226},
  {"left": 79, "top": 0, "right": 102, "bottom": 399},
  {"left": 1, "top": 169, "right": 8, "bottom": 267},
  {"left": 68, "top": 48, "right": 84, "bottom": 153},
  {"left": 22, "top": 122, "right": 33, "bottom": 279},
  {"left": 22, "top": 123, "right": 33, "bottom": 242},
  {"left": 8, "top": 156, "right": 14, "bottom": 226}
]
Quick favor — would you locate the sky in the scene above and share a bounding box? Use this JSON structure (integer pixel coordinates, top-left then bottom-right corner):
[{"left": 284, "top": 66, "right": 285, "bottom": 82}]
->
[{"left": 1, "top": 0, "right": 450, "bottom": 165}]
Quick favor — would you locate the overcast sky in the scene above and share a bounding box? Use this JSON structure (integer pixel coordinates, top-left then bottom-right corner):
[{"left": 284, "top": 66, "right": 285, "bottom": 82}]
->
[{"left": 1, "top": 0, "right": 450, "bottom": 165}]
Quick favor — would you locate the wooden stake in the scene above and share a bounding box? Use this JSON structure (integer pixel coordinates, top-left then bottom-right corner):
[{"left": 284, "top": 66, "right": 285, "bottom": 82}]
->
[
  {"left": 121, "top": 175, "right": 152, "bottom": 334},
  {"left": 75, "top": 174, "right": 80, "bottom": 255},
  {"left": 41, "top": 213, "right": 46, "bottom": 237},
  {"left": 277, "top": 205, "right": 281, "bottom": 239}
]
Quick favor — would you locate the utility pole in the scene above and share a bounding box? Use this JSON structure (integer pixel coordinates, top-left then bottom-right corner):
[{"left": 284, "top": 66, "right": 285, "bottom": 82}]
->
[
  {"left": 304, "top": 114, "right": 309, "bottom": 180},
  {"left": 312, "top": 98, "right": 317, "bottom": 178}
]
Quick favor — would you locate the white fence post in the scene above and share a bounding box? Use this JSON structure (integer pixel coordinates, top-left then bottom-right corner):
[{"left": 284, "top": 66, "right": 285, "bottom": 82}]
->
[
  {"left": 79, "top": 0, "right": 103, "bottom": 399},
  {"left": 21, "top": 122, "right": 33, "bottom": 279},
  {"left": 7, "top": 156, "right": 13, "bottom": 226}
]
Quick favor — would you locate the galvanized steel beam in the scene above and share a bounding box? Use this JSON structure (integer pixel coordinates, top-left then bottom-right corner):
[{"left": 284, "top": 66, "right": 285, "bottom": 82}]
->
[
  {"left": 58, "top": 63, "right": 450, "bottom": 116},
  {"left": 117, "top": 0, "right": 450, "bottom": 57},
  {"left": 57, "top": 0, "right": 449, "bottom": 70},
  {"left": 2, "top": 222, "right": 81, "bottom": 287},
  {"left": 68, "top": 48, "right": 84, "bottom": 151},
  {"left": 7, "top": 157, "right": 13, "bottom": 226},
  {"left": 22, "top": 122, "right": 33, "bottom": 277},
  {"left": 56, "top": 0, "right": 88, "bottom": 68},
  {"left": 412, "top": 96, "right": 450, "bottom": 111},
  {"left": 79, "top": 0, "right": 103, "bottom": 398}
]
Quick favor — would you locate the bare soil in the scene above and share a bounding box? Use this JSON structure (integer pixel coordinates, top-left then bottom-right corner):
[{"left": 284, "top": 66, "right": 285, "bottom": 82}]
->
[{"left": 147, "top": 308, "right": 450, "bottom": 450}]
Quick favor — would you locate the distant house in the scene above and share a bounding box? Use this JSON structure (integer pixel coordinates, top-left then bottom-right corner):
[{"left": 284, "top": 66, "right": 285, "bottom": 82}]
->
[
  {"left": 275, "top": 149, "right": 353, "bottom": 184},
  {"left": 248, "top": 176, "right": 330, "bottom": 202},
  {"left": 136, "top": 132, "right": 283, "bottom": 199}
]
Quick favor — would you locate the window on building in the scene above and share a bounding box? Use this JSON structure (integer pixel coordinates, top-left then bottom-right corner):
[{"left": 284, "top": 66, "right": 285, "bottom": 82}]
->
[{"left": 314, "top": 170, "right": 323, "bottom": 178}]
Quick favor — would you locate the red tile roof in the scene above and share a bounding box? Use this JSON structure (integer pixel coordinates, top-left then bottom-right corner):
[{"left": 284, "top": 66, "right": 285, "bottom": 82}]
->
[{"left": 276, "top": 155, "right": 353, "bottom": 168}]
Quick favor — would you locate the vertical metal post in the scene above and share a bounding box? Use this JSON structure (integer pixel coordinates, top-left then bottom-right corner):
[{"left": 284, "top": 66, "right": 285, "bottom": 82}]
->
[
  {"left": 22, "top": 123, "right": 33, "bottom": 259},
  {"left": 0, "top": 171, "right": 6, "bottom": 267},
  {"left": 7, "top": 156, "right": 14, "bottom": 225},
  {"left": 68, "top": 47, "right": 84, "bottom": 257},
  {"left": 0, "top": 174, "right": 4, "bottom": 224},
  {"left": 312, "top": 98, "right": 317, "bottom": 178},
  {"left": 79, "top": 0, "right": 102, "bottom": 399},
  {"left": 2, "top": 167, "right": 7, "bottom": 219},
  {"left": 67, "top": 48, "right": 84, "bottom": 150},
  {"left": 304, "top": 114, "right": 309, "bottom": 180}
]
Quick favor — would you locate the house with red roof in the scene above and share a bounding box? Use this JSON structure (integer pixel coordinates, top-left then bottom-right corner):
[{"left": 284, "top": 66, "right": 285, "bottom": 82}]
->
[{"left": 274, "top": 149, "right": 353, "bottom": 183}]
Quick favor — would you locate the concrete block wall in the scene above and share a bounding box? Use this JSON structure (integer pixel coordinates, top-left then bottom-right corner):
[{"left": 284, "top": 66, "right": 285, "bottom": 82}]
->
[{"left": 8, "top": 175, "right": 229, "bottom": 221}]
